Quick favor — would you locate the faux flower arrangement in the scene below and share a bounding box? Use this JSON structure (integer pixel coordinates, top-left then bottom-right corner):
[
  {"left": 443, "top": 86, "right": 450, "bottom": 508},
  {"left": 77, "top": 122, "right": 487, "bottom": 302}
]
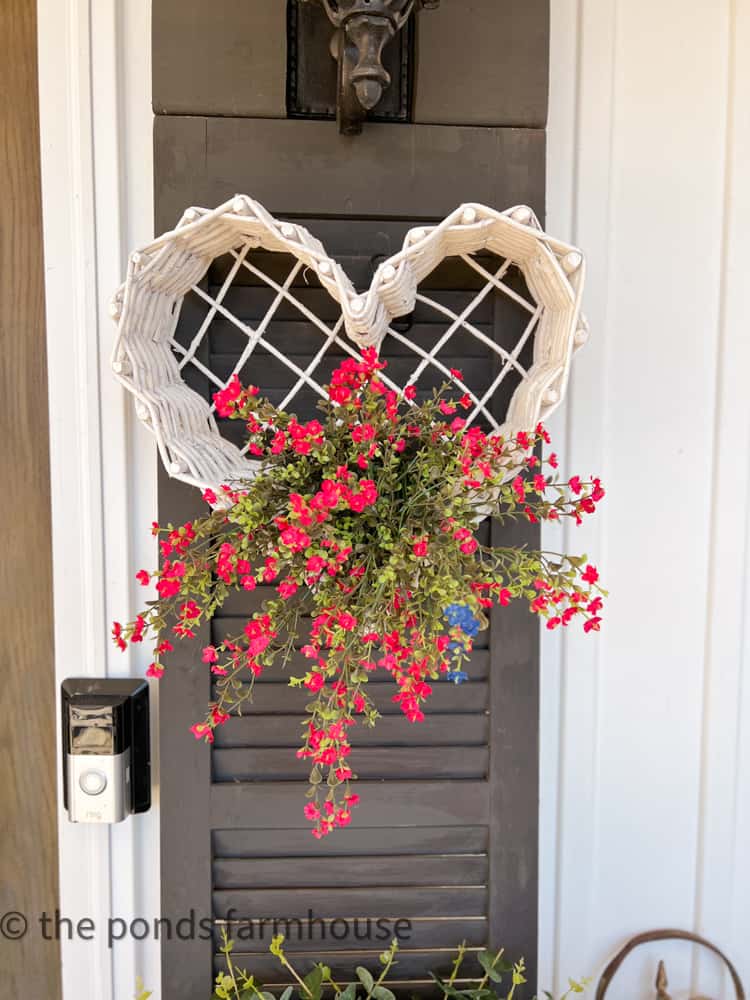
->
[{"left": 114, "top": 349, "right": 605, "bottom": 838}]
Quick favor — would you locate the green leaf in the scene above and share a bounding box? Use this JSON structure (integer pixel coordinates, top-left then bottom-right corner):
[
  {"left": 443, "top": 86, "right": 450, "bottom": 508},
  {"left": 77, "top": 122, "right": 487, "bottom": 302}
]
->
[
  {"left": 339, "top": 983, "right": 358, "bottom": 1000},
  {"left": 280, "top": 987, "right": 294, "bottom": 1000},
  {"left": 372, "top": 987, "right": 396, "bottom": 1000},
  {"left": 477, "top": 951, "right": 504, "bottom": 983},
  {"left": 356, "top": 967, "right": 375, "bottom": 993},
  {"left": 303, "top": 964, "right": 325, "bottom": 1000},
  {"left": 270, "top": 935, "right": 286, "bottom": 958},
  {"left": 428, "top": 974, "right": 473, "bottom": 1000},
  {"left": 513, "top": 970, "right": 527, "bottom": 988},
  {"left": 134, "top": 977, "right": 152, "bottom": 1000}
]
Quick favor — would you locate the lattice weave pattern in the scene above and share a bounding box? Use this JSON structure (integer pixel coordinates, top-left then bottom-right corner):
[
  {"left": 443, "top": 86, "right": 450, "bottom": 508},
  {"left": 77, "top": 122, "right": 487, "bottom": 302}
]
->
[{"left": 111, "top": 197, "right": 588, "bottom": 492}]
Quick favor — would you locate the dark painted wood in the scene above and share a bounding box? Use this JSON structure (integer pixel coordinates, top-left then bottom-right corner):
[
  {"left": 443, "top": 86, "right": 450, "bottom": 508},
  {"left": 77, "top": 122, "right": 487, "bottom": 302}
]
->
[
  {"left": 152, "top": 0, "right": 547, "bottom": 128},
  {"left": 154, "top": 116, "right": 545, "bottom": 229},
  {"left": 213, "top": 917, "right": 489, "bottom": 950},
  {"left": 485, "top": 292, "right": 541, "bottom": 981},
  {"left": 481, "top": 517, "right": 540, "bottom": 981},
  {"left": 213, "top": 825, "right": 489, "bottom": 858},
  {"left": 210, "top": 974, "right": 489, "bottom": 999},
  {"left": 207, "top": 647, "right": 491, "bottom": 681},
  {"left": 0, "top": 1, "right": 61, "bottom": 995},
  {"left": 213, "top": 714, "right": 491, "bottom": 748},
  {"left": 212, "top": 950, "right": 488, "bottom": 982},
  {"left": 210, "top": 780, "right": 491, "bottom": 829},
  {"left": 152, "top": 0, "right": 287, "bottom": 117},
  {"left": 214, "top": 853, "right": 489, "bottom": 889},
  {"left": 213, "top": 886, "right": 488, "bottom": 920},
  {"left": 213, "top": 746, "right": 490, "bottom": 781},
  {"left": 158, "top": 471, "right": 215, "bottom": 993},
  {"left": 156, "top": 24, "right": 546, "bottom": 990},
  {"left": 414, "top": 0, "right": 549, "bottom": 127},
  {"left": 210, "top": 680, "right": 488, "bottom": 713}
]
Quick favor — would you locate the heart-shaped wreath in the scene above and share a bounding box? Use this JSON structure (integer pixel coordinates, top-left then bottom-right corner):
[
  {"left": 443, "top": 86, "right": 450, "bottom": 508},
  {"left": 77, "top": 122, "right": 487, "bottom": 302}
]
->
[
  {"left": 111, "top": 198, "right": 603, "bottom": 838},
  {"left": 111, "top": 197, "right": 588, "bottom": 491}
]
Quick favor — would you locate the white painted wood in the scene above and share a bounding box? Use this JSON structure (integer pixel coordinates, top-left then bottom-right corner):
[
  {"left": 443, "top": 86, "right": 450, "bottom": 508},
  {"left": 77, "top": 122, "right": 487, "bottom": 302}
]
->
[
  {"left": 545, "top": 0, "right": 750, "bottom": 994},
  {"left": 539, "top": 0, "right": 578, "bottom": 988},
  {"left": 694, "top": 1, "right": 750, "bottom": 995},
  {"left": 37, "top": 1, "right": 158, "bottom": 998},
  {"left": 723, "top": 0, "right": 750, "bottom": 983},
  {"left": 544, "top": 0, "right": 618, "bottom": 990}
]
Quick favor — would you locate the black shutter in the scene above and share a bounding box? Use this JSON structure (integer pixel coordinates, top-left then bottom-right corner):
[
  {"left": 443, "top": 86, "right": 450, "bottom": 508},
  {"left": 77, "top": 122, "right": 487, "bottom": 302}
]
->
[{"left": 154, "top": 3, "right": 547, "bottom": 993}]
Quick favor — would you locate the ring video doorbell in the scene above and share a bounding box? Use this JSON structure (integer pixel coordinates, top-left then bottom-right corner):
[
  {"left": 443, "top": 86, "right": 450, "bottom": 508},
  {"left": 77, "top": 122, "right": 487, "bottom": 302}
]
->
[{"left": 61, "top": 678, "right": 150, "bottom": 823}]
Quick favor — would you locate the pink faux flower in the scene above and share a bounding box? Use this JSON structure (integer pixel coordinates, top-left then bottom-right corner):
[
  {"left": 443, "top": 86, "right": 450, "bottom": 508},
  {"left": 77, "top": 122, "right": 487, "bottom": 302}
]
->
[
  {"left": 190, "top": 722, "right": 214, "bottom": 743},
  {"left": 305, "top": 671, "right": 325, "bottom": 693},
  {"left": 412, "top": 538, "right": 428, "bottom": 557},
  {"left": 582, "top": 564, "right": 599, "bottom": 585},
  {"left": 278, "top": 579, "right": 298, "bottom": 600},
  {"left": 329, "top": 385, "right": 351, "bottom": 404}
]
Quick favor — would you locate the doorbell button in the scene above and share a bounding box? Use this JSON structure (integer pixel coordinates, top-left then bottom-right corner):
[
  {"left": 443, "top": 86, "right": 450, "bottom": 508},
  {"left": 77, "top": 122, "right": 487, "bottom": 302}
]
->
[{"left": 79, "top": 769, "right": 108, "bottom": 796}]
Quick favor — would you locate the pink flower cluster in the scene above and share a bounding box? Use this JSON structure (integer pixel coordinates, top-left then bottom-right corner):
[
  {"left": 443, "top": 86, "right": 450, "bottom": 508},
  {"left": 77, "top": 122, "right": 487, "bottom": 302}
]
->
[{"left": 113, "top": 347, "right": 606, "bottom": 840}]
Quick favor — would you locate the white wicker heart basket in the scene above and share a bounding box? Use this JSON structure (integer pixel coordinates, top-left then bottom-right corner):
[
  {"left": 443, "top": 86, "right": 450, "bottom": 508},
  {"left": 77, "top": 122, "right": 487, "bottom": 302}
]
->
[{"left": 111, "top": 197, "right": 587, "bottom": 492}]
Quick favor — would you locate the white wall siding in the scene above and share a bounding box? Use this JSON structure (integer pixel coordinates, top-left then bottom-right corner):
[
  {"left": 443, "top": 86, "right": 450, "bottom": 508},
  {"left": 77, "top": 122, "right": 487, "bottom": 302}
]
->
[{"left": 544, "top": 0, "right": 750, "bottom": 994}]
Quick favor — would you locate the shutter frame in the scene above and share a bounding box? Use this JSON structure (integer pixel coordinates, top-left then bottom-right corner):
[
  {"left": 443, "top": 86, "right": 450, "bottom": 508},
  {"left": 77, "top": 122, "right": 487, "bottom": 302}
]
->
[{"left": 156, "top": 118, "right": 542, "bottom": 998}]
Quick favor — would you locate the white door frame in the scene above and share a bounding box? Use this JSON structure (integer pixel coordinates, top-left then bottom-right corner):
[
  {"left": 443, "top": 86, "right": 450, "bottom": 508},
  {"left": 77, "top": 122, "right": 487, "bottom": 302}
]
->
[{"left": 37, "top": 2, "right": 160, "bottom": 997}]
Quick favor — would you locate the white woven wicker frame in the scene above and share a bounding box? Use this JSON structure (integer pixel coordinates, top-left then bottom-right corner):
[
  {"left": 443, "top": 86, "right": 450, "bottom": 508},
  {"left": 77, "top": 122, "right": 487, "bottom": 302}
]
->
[{"left": 111, "top": 196, "right": 588, "bottom": 492}]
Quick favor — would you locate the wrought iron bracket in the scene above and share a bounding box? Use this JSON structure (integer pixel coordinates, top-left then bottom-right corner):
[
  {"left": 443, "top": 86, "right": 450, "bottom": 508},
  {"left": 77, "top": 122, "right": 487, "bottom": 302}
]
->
[{"left": 303, "top": 0, "right": 440, "bottom": 135}]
